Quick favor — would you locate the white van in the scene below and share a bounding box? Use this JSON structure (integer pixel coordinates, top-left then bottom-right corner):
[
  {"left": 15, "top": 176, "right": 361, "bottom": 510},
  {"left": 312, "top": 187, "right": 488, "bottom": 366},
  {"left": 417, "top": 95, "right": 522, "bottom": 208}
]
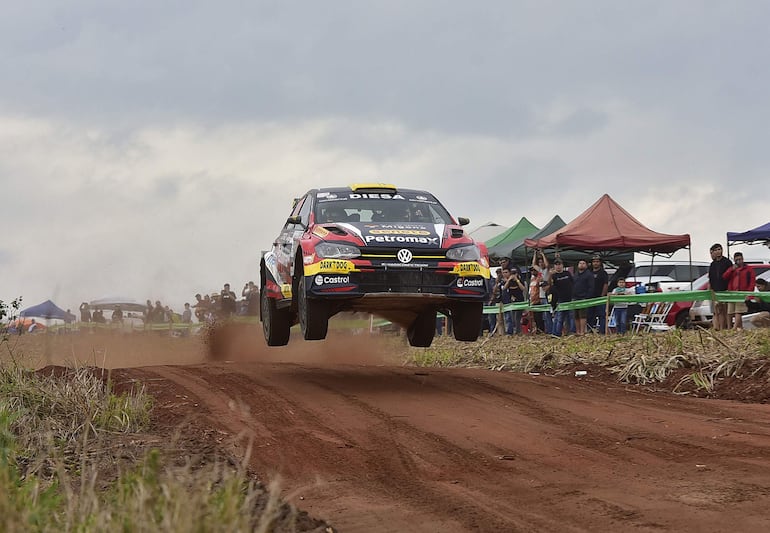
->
[{"left": 625, "top": 261, "right": 710, "bottom": 292}]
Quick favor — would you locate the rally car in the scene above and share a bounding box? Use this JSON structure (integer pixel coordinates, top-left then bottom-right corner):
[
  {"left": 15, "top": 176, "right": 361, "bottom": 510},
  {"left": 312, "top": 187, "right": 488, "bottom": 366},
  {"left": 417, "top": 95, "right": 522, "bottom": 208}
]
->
[{"left": 260, "top": 183, "right": 490, "bottom": 347}]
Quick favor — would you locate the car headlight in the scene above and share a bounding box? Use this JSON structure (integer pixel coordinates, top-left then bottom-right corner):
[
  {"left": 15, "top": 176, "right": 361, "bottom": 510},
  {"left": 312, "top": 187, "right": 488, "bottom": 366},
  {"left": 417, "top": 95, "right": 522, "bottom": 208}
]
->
[
  {"left": 446, "top": 245, "right": 481, "bottom": 261},
  {"left": 315, "top": 242, "right": 361, "bottom": 259}
]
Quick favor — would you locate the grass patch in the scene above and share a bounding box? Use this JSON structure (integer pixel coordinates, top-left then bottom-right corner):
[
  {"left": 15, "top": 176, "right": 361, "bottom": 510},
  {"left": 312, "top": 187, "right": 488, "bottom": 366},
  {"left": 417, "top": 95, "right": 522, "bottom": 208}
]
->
[{"left": 0, "top": 354, "right": 330, "bottom": 532}]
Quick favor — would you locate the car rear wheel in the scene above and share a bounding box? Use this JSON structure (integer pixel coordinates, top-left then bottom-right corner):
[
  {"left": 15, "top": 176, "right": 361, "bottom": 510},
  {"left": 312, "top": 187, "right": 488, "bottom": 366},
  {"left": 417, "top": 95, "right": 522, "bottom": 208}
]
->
[
  {"left": 452, "top": 302, "right": 483, "bottom": 341},
  {"left": 298, "top": 275, "right": 329, "bottom": 340},
  {"left": 407, "top": 310, "right": 436, "bottom": 347},
  {"left": 675, "top": 310, "right": 691, "bottom": 330},
  {"left": 261, "top": 290, "right": 291, "bottom": 346}
]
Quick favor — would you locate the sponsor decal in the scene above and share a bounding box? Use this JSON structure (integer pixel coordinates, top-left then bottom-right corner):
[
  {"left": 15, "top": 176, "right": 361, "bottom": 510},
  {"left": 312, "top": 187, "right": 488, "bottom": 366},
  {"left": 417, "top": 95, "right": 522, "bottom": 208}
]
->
[
  {"left": 349, "top": 193, "right": 405, "bottom": 199},
  {"left": 280, "top": 284, "right": 293, "bottom": 298},
  {"left": 382, "top": 262, "right": 430, "bottom": 268},
  {"left": 364, "top": 235, "right": 439, "bottom": 245},
  {"left": 369, "top": 229, "right": 431, "bottom": 236},
  {"left": 304, "top": 259, "right": 357, "bottom": 275},
  {"left": 315, "top": 275, "right": 350, "bottom": 285},
  {"left": 456, "top": 277, "right": 485, "bottom": 288},
  {"left": 312, "top": 226, "right": 330, "bottom": 238},
  {"left": 367, "top": 223, "right": 429, "bottom": 229},
  {"left": 450, "top": 262, "right": 491, "bottom": 278},
  {"left": 303, "top": 253, "right": 316, "bottom": 265}
]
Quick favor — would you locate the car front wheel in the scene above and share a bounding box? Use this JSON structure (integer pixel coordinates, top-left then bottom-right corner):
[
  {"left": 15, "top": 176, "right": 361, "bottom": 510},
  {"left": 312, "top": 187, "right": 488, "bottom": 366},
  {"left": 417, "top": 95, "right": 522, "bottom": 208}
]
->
[
  {"left": 407, "top": 310, "right": 436, "bottom": 347},
  {"left": 298, "top": 275, "right": 329, "bottom": 340},
  {"left": 452, "top": 302, "right": 483, "bottom": 341}
]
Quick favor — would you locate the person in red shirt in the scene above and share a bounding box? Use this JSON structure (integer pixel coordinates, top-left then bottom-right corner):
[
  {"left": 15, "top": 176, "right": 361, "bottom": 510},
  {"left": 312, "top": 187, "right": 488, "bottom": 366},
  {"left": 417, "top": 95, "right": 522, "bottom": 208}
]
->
[{"left": 722, "top": 252, "right": 756, "bottom": 330}]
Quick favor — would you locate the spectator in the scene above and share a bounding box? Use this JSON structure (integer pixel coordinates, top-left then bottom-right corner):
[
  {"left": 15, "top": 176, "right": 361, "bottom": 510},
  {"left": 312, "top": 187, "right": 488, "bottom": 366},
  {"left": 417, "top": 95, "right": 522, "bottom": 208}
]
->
[
  {"left": 145, "top": 299, "right": 154, "bottom": 324},
  {"left": 709, "top": 243, "right": 732, "bottom": 330},
  {"left": 610, "top": 277, "right": 633, "bottom": 334},
  {"left": 528, "top": 266, "right": 545, "bottom": 333},
  {"left": 243, "top": 281, "right": 260, "bottom": 316},
  {"left": 487, "top": 268, "right": 502, "bottom": 336},
  {"left": 531, "top": 250, "right": 553, "bottom": 334},
  {"left": 745, "top": 279, "right": 770, "bottom": 328},
  {"left": 27, "top": 318, "right": 40, "bottom": 333},
  {"left": 111, "top": 306, "right": 124, "bottom": 323},
  {"left": 153, "top": 301, "right": 165, "bottom": 323},
  {"left": 182, "top": 303, "right": 192, "bottom": 323},
  {"left": 220, "top": 283, "right": 237, "bottom": 317},
  {"left": 572, "top": 259, "right": 595, "bottom": 336},
  {"left": 723, "top": 252, "right": 756, "bottom": 330},
  {"left": 588, "top": 255, "right": 609, "bottom": 334},
  {"left": 79, "top": 302, "right": 92, "bottom": 323},
  {"left": 496, "top": 267, "right": 517, "bottom": 335},
  {"left": 93, "top": 309, "right": 106, "bottom": 323},
  {"left": 549, "top": 259, "right": 574, "bottom": 337},
  {"left": 506, "top": 266, "right": 526, "bottom": 334},
  {"left": 193, "top": 293, "right": 206, "bottom": 322}
]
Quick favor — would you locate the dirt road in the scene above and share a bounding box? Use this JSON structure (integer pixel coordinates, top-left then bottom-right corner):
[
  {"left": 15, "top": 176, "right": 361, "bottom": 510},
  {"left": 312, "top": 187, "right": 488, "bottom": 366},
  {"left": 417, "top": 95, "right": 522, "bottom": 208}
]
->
[
  {"left": 114, "top": 342, "right": 770, "bottom": 532},
  {"left": 13, "top": 330, "right": 770, "bottom": 531}
]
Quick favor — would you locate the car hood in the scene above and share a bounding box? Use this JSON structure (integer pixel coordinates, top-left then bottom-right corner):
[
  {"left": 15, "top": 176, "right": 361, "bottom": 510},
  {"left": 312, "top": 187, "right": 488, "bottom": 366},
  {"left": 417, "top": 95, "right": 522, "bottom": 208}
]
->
[{"left": 330, "top": 221, "right": 450, "bottom": 248}]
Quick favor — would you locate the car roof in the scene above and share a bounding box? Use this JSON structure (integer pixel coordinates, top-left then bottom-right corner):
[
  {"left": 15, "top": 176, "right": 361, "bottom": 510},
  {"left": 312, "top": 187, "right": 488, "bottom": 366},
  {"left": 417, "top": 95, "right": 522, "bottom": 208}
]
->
[
  {"left": 311, "top": 184, "right": 436, "bottom": 197},
  {"left": 632, "top": 260, "right": 710, "bottom": 266}
]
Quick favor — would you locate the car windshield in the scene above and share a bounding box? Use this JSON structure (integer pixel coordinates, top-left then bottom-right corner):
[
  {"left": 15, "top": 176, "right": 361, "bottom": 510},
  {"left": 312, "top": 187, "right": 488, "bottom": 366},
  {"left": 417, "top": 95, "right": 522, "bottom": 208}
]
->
[{"left": 315, "top": 195, "right": 454, "bottom": 224}]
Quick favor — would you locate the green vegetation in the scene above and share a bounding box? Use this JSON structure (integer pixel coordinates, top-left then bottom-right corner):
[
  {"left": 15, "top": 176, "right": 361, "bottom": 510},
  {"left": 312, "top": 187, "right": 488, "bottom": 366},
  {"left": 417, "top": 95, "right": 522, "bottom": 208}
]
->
[{"left": 0, "top": 299, "right": 325, "bottom": 533}]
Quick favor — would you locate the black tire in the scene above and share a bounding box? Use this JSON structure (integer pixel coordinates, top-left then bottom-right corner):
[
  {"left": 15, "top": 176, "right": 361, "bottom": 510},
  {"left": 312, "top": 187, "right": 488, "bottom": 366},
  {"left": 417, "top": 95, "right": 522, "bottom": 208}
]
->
[
  {"left": 298, "top": 276, "right": 329, "bottom": 340},
  {"left": 261, "top": 290, "right": 291, "bottom": 346},
  {"left": 407, "top": 310, "right": 436, "bottom": 347},
  {"left": 452, "top": 302, "right": 483, "bottom": 341},
  {"left": 675, "top": 310, "right": 691, "bottom": 330}
]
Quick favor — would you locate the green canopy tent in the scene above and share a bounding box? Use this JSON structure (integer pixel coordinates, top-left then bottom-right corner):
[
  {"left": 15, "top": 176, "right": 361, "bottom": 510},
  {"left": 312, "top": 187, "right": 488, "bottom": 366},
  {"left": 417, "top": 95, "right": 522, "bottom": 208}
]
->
[
  {"left": 485, "top": 217, "right": 539, "bottom": 261},
  {"left": 509, "top": 215, "right": 566, "bottom": 263},
  {"left": 512, "top": 214, "right": 634, "bottom": 266}
]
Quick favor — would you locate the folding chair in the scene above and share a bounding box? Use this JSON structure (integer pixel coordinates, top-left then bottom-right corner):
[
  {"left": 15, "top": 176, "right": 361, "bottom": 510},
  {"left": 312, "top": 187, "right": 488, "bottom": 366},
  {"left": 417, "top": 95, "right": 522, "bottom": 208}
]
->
[
  {"left": 648, "top": 302, "right": 674, "bottom": 332},
  {"left": 631, "top": 302, "right": 657, "bottom": 333}
]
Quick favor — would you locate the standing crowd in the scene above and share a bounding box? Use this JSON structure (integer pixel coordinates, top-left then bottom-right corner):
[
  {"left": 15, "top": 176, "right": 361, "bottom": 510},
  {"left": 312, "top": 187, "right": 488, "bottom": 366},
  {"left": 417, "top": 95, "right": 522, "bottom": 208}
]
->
[{"left": 485, "top": 242, "right": 769, "bottom": 337}]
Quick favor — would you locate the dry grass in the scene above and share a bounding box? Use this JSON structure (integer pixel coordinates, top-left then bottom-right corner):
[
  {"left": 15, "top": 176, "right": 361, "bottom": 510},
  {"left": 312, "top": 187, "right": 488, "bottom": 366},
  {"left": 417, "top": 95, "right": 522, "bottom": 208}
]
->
[{"left": 405, "top": 328, "right": 770, "bottom": 396}]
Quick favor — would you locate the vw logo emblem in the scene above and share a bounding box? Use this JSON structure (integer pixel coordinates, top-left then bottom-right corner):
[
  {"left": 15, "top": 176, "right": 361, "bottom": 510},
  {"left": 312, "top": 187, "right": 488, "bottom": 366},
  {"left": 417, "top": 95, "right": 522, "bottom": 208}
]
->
[{"left": 397, "top": 249, "right": 413, "bottom": 264}]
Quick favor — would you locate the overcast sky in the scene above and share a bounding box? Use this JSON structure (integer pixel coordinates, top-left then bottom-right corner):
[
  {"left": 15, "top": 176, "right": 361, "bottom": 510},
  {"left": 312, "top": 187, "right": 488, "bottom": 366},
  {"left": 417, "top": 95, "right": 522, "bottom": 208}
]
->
[{"left": 2, "top": 1, "right": 769, "bottom": 313}]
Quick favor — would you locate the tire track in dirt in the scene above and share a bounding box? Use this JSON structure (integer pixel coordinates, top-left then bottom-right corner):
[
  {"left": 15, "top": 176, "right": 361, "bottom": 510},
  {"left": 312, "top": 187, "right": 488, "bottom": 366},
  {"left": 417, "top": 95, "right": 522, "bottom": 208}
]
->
[{"left": 128, "top": 362, "right": 770, "bottom": 532}]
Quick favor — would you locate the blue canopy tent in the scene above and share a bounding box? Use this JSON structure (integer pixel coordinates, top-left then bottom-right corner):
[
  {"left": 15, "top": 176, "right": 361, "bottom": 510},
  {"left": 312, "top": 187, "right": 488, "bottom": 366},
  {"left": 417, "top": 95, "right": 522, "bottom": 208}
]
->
[
  {"left": 727, "top": 222, "right": 770, "bottom": 248},
  {"left": 20, "top": 300, "right": 75, "bottom": 322}
]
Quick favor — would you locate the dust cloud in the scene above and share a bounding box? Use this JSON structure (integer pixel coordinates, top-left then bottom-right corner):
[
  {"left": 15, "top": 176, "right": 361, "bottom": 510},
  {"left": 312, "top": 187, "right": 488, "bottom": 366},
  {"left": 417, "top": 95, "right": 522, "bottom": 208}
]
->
[
  {"left": 3, "top": 325, "right": 403, "bottom": 370},
  {"left": 203, "top": 323, "right": 401, "bottom": 365}
]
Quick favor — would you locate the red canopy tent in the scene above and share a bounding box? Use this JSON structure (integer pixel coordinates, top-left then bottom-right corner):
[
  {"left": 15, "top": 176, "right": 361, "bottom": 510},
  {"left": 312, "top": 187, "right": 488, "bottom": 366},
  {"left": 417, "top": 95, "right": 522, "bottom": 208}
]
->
[{"left": 524, "top": 194, "right": 690, "bottom": 254}]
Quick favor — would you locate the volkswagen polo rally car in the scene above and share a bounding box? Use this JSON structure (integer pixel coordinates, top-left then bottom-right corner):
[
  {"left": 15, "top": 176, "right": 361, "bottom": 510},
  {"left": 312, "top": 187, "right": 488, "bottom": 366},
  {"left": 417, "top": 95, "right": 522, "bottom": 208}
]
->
[{"left": 260, "top": 183, "right": 490, "bottom": 347}]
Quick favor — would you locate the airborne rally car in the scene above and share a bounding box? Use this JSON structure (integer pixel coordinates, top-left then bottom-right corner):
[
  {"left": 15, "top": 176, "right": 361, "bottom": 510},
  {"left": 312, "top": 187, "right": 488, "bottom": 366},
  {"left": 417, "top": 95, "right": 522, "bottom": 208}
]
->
[{"left": 260, "top": 184, "right": 490, "bottom": 347}]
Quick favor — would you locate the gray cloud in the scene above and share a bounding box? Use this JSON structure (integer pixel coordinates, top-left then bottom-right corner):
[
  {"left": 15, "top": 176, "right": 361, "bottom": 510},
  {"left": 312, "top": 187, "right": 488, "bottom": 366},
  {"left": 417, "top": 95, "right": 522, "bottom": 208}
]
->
[{"left": 2, "top": 1, "right": 769, "bottom": 309}]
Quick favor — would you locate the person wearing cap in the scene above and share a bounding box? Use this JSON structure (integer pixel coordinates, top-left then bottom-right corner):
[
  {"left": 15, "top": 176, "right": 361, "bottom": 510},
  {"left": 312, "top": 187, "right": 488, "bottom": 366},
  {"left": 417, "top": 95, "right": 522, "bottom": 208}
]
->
[
  {"left": 708, "top": 243, "right": 732, "bottom": 330},
  {"left": 549, "top": 259, "right": 574, "bottom": 336},
  {"left": 722, "top": 252, "right": 756, "bottom": 330},
  {"left": 588, "top": 255, "right": 609, "bottom": 334}
]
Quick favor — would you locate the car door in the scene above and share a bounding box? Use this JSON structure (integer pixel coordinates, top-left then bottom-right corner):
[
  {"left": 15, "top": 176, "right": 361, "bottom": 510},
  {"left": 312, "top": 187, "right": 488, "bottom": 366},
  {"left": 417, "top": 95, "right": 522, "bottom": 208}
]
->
[{"left": 275, "top": 194, "right": 313, "bottom": 285}]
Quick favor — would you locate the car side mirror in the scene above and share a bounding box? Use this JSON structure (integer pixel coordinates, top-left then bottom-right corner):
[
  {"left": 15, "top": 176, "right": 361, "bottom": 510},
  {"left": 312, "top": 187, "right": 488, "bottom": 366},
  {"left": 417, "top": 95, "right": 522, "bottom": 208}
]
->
[
  {"left": 457, "top": 217, "right": 470, "bottom": 226},
  {"left": 286, "top": 215, "right": 305, "bottom": 227}
]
